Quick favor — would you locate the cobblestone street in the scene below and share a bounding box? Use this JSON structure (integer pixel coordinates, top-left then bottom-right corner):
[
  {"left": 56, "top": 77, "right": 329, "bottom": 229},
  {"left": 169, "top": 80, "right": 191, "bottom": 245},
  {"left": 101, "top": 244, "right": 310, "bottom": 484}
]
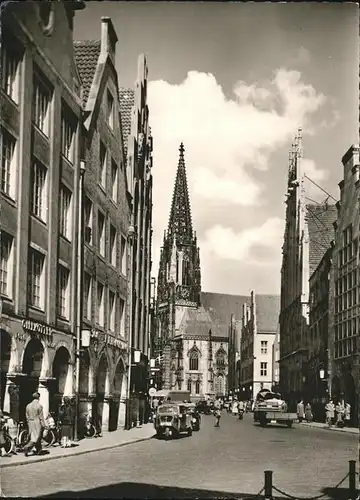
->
[{"left": 1, "top": 413, "right": 357, "bottom": 499}]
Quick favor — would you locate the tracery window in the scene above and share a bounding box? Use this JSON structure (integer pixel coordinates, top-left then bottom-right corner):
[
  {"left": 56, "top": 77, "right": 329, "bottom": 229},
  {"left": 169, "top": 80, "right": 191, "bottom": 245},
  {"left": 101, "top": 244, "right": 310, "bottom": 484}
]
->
[
  {"left": 189, "top": 348, "right": 199, "bottom": 371},
  {"left": 215, "top": 349, "right": 226, "bottom": 368}
]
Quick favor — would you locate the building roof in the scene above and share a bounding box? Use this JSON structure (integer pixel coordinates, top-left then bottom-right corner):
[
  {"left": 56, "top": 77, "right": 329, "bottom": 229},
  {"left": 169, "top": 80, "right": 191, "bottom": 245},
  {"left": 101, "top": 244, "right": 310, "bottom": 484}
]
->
[
  {"left": 119, "top": 88, "right": 135, "bottom": 160},
  {"left": 255, "top": 295, "right": 280, "bottom": 333},
  {"left": 179, "top": 306, "right": 225, "bottom": 338},
  {"left": 73, "top": 40, "right": 101, "bottom": 105},
  {"left": 201, "top": 292, "right": 249, "bottom": 325},
  {"left": 306, "top": 203, "right": 337, "bottom": 276}
]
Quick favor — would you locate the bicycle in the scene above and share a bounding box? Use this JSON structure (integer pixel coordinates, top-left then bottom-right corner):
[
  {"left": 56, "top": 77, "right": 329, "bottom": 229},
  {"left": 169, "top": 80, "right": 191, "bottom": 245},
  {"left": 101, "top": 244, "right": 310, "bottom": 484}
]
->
[
  {"left": 1, "top": 426, "right": 15, "bottom": 456},
  {"left": 82, "top": 413, "right": 100, "bottom": 438}
]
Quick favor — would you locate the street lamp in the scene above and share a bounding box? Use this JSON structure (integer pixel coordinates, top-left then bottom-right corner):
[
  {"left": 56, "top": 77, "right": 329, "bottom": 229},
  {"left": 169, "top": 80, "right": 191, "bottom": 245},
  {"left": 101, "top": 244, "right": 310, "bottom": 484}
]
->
[
  {"left": 319, "top": 368, "right": 325, "bottom": 380},
  {"left": 74, "top": 158, "right": 86, "bottom": 442}
]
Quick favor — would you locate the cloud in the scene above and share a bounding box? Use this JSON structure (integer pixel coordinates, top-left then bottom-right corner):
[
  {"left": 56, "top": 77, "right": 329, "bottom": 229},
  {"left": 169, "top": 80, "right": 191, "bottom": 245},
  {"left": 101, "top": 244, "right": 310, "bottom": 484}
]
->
[
  {"left": 147, "top": 68, "right": 328, "bottom": 290},
  {"left": 200, "top": 217, "right": 284, "bottom": 266},
  {"left": 302, "top": 158, "right": 334, "bottom": 202}
]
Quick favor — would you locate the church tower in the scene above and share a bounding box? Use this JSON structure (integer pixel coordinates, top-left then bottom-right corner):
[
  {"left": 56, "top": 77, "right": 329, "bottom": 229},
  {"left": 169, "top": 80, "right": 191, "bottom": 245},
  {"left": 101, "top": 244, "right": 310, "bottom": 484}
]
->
[
  {"left": 156, "top": 143, "right": 201, "bottom": 389},
  {"left": 157, "top": 143, "right": 201, "bottom": 307}
]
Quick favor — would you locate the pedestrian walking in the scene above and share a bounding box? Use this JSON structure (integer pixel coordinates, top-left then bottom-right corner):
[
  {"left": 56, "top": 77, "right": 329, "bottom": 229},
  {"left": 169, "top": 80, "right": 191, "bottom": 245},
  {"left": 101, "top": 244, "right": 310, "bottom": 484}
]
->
[
  {"left": 305, "top": 403, "right": 313, "bottom": 422},
  {"left": 325, "top": 399, "right": 335, "bottom": 427},
  {"left": 297, "top": 400, "right": 305, "bottom": 422},
  {"left": 214, "top": 398, "right": 222, "bottom": 427},
  {"left": 59, "top": 396, "right": 75, "bottom": 448},
  {"left": 335, "top": 400, "right": 345, "bottom": 428},
  {"left": 23, "top": 392, "right": 46, "bottom": 457}
]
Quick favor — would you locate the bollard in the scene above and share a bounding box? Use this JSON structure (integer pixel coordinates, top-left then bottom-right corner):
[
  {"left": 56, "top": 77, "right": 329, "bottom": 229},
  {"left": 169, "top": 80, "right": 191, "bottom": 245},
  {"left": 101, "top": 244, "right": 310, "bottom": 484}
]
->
[
  {"left": 349, "top": 460, "right": 357, "bottom": 500},
  {"left": 264, "top": 470, "right": 273, "bottom": 500}
]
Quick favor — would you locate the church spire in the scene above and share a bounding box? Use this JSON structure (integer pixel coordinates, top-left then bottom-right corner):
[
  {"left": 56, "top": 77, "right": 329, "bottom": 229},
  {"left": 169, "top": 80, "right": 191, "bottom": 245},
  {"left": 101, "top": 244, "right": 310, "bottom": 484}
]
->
[{"left": 167, "top": 143, "right": 193, "bottom": 244}]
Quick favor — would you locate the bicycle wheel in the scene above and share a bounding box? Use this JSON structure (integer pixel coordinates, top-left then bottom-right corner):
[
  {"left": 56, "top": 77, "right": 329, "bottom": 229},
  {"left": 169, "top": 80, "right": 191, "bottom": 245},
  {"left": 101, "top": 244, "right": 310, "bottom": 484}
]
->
[
  {"left": 18, "top": 429, "right": 29, "bottom": 448},
  {"left": 84, "top": 424, "right": 96, "bottom": 438},
  {"left": 42, "top": 429, "right": 56, "bottom": 447},
  {"left": 3, "top": 435, "right": 14, "bottom": 456}
]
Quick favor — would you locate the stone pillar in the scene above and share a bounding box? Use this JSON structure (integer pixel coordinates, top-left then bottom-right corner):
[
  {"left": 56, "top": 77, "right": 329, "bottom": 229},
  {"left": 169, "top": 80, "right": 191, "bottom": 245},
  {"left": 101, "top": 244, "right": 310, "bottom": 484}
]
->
[
  {"left": 3, "top": 375, "right": 20, "bottom": 418},
  {"left": 117, "top": 399, "right": 126, "bottom": 428},
  {"left": 102, "top": 398, "right": 110, "bottom": 432},
  {"left": 38, "top": 379, "right": 51, "bottom": 418}
]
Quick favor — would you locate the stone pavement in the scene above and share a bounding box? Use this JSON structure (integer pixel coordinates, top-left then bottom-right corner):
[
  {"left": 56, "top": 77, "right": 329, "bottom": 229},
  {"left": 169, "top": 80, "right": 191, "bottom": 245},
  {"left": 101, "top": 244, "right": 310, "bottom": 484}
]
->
[
  {"left": 0, "top": 423, "right": 155, "bottom": 469},
  {"left": 299, "top": 421, "right": 359, "bottom": 434}
]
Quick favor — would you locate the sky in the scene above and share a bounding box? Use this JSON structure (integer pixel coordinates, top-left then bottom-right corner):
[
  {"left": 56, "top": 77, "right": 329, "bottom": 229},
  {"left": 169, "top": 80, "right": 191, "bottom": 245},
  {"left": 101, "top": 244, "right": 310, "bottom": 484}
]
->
[{"left": 74, "top": 2, "right": 359, "bottom": 296}]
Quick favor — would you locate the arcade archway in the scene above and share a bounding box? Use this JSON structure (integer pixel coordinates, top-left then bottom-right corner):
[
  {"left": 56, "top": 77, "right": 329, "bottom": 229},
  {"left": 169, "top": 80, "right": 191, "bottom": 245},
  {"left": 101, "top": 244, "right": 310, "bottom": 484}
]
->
[
  {"left": 109, "top": 359, "right": 125, "bottom": 431},
  {"left": 52, "top": 346, "right": 72, "bottom": 413},
  {"left": 21, "top": 338, "right": 44, "bottom": 419},
  {"left": 94, "top": 354, "right": 109, "bottom": 430}
]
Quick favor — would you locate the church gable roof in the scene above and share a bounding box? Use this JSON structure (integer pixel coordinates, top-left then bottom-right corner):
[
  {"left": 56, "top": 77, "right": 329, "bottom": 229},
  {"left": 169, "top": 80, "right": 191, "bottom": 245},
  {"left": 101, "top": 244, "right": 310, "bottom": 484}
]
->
[
  {"left": 179, "top": 306, "right": 224, "bottom": 338},
  {"left": 200, "top": 291, "right": 249, "bottom": 326}
]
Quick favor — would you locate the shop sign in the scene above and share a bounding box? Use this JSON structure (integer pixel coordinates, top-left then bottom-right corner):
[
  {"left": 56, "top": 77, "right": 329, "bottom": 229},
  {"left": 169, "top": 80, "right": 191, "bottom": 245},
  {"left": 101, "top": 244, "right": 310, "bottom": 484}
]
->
[
  {"left": 90, "top": 329, "right": 126, "bottom": 350},
  {"left": 22, "top": 319, "right": 56, "bottom": 349}
]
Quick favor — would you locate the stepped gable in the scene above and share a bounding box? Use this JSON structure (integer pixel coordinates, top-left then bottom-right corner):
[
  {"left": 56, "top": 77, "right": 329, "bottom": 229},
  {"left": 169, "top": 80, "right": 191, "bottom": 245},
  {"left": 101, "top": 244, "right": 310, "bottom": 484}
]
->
[
  {"left": 179, "top": 306, "right": 224, "bottom": 338},
  {"left": 73, "top": 40, "right": 101, "bottom": 105},
  {"left": 255, "top": 295, "right": 280, "bottom": 333},
  {"left": 167, "top": 143, "right": 193, "bottom": 244},
  {"left": 119, "top": 88, "right": 135, "bottom": 160},
  {"left": 305, "top": 203, "right": 337, "bottom": 276}
]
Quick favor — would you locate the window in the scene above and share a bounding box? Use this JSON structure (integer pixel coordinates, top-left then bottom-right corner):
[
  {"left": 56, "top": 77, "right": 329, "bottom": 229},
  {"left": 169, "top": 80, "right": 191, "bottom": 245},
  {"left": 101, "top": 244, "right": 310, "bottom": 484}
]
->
[
  {"left": 260, "top": 341, "right": 268, "bottom": 354},
  {"left": 61, "top": 113, "right": 75, "bottom": 163},
  {"left": 111, "top": 159, "right": 118, "bottom": 201},
  {"left": 28, "top": 248, "right": 45, "bottom": 309},
  {"left": 189, "top": 350, "right": 199, "bottom": 371},
  {"left": 84, "top": 196, "right": 93, "bottom": 245},
  {"left": 120, "top": 236, "right": 126, "bottom": 275},
  {"left": 1, "top": 128, "right": 16, "bottom": 199},
  {"left": 109, "top": 224, "right": 117, "bottom": 267},
  {"left": 119, "top": 297, "right": 125, "bottom": 335},
  {"left": 1, "top": 39, "right": 21, "bottom": 103},
  {"left": 31, "top": 160, "right": 47, "bottom": 222},
  {"left": 98, "top": 211, "right": 105, "bottom": 257},
  {"left": 96, "top": 282, "right": 104, "bottom": 326},
  {"left": 216, "top": 350, "right": 226, "bottom": 367},
  {"left": 33, "top": 74, "right": 51, "bottom": 136},
  {"left": 107, "top": 91, "right": 114, "bottom": 129},
  {"left": 57, "top": 265, "right": 70, "bottom": 319},
  {"left": 109, "top": 290, "right": 116, "bottom": 332},
  {"left": 83, "top": 272, "right": 92, "bottom": 320},
  {"left": 59, "top": 185, "right": 72, "bottom": 240},
  {"left": 0, "top": 232, "right": 14, "bottom": 298},
  {"left": 187, "top": 379, "right": 192, "bottom": 393},
  {"left": 195, "top": 380, "right": 200, "bottom": 395},
  {"left": 100, "top": 142, "right": 107, "bottom": 187},
  {"left": 260, "top": 362, "right": 267, "bottom": 377}
]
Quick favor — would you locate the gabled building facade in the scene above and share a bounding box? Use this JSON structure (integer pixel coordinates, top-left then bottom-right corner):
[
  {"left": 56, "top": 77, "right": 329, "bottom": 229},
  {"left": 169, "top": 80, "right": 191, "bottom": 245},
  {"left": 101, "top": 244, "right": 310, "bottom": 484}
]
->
[
  {"left": 0, "top": 0, "right": 85, "bottom": 422},
  {"left": 239, "top": 291, "right": 280, "bottom": 401},
  {"left": 329, "top": 145, "right": 359, "bottom": 425},
  {"left": 119, "top": 55, "right": 153, "bottom": 426},
  {"left": 279, "top": 130, "right": 337, "bottom": 409},
  {"left": 74, "top": 17, "right": 130, "bottom": 431}
]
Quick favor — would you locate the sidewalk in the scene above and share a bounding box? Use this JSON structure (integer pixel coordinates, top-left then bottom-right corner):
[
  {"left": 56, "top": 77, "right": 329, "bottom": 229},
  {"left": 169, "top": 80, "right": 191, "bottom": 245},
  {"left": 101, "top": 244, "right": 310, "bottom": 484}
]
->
[
  {"left": 300, "top": 421, "right": 359, "bottom": 435},
  {"left": 0, "top": 423, "right": 155, "bottom": 469}
]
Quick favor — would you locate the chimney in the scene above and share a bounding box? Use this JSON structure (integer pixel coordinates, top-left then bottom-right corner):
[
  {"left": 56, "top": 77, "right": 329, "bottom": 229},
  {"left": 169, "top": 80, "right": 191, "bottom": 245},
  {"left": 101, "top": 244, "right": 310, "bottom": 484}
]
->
[{"left": 101, "top": 17, "right": 118, "bottom": 63}]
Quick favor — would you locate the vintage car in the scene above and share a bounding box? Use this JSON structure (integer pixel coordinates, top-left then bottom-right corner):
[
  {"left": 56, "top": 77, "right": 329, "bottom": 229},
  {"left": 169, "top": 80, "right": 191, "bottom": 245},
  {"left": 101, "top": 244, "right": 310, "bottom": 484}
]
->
[
  {"left": 154, "top": 403, "right": 193, "bottom": 439},
  {"left": 253, "top": 389, "right": 297, "bottom": 428}
]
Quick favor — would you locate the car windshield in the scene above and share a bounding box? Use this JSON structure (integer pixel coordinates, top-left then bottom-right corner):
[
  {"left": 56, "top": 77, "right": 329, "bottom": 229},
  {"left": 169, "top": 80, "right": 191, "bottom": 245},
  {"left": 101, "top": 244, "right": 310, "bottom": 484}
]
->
[{"left": 158, "top": 405, "right": 176, "bottom": 414}]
